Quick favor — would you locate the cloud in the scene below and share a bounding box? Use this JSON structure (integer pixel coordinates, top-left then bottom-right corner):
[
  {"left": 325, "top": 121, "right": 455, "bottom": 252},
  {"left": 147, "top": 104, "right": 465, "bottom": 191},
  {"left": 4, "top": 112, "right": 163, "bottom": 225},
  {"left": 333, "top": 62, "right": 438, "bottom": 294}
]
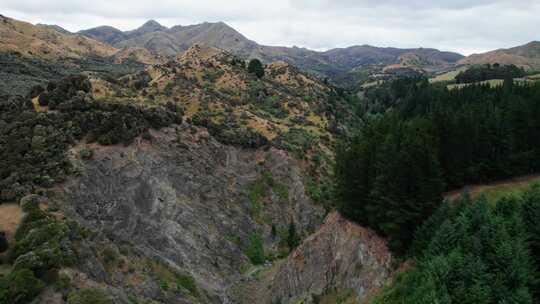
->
[{"left": 1, "top": 0, "right": 539, "bottom": 55}]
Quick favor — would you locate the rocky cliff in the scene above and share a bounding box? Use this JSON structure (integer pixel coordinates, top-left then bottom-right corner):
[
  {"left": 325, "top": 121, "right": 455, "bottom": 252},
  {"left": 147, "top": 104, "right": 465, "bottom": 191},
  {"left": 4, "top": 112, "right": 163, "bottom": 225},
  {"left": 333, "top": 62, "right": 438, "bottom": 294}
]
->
[
  {"left": 233, "top": 212, "right": 392, "bottom": 304},
  {"left": 28, "top": 124, "right": 392, "bottom": 304},
  {"left": 51, "top": 124, "right": 325, "bottom": 303}
]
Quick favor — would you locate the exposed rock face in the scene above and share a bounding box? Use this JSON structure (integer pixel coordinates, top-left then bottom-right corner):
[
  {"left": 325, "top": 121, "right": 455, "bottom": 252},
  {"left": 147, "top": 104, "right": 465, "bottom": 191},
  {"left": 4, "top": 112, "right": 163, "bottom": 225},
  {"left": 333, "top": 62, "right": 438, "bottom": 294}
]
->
[
  {"left": 253, "top": 212, "right": 392, "bottom": 304},
  {"left": 58, "top": 125, "right": 325, "bottom": 303}
]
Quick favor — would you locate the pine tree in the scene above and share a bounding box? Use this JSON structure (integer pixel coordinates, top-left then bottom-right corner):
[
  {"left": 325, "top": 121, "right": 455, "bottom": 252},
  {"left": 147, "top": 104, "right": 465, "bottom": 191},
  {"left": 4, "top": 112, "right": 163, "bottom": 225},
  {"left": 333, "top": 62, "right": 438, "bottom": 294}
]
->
[
  {"left": 0, "top": 232, "right": 7, "bottom": 253},
  {"left": 248, "top": 59, "right": 265, "bottom": 78},
  {"left": 287, "top": 222, "right": 300, "bottom": 250}
]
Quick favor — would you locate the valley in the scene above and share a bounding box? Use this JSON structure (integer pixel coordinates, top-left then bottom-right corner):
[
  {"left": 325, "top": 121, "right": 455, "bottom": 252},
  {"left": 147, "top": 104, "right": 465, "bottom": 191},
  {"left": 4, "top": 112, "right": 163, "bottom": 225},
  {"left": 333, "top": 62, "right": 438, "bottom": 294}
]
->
[{"left": 0, "top": 11, "right": 540, "bottom": 304}]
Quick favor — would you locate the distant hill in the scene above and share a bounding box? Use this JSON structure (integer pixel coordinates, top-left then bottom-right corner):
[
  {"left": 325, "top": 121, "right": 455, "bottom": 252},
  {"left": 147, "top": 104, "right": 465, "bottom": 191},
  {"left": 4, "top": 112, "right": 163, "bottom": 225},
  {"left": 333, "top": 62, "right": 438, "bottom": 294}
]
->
[
  {"left": 0, "top": 14, "right": 117, "bottom": 60},
  {"left": 459, "top": 41, "right": 540, "bottom": 71},
  {"left": 79, "top": 20, "right": 464, "bottom": 85}
]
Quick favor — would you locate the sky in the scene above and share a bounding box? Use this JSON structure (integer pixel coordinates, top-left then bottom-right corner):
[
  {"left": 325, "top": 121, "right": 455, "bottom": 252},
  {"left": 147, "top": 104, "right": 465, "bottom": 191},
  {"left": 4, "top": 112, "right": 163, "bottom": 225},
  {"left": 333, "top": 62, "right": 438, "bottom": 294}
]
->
[{"left": 1, "top": 0, "right": 539, "bottom": 55}]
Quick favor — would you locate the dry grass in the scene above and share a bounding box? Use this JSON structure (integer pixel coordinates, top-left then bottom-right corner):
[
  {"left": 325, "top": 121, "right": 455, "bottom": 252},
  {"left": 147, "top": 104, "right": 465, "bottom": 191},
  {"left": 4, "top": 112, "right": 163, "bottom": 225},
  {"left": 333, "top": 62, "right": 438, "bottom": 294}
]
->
[
  {"left": 527, "top": 73, "right": 540, "bottom": 80},
  {"left": 429, "top": 66, "right": 468, "bottom": 83},
  {"left": 0, "top": 204, "right": 23, "bottom": 241},
  {"left": 0, "top": 15, "right": 117, "bottom": 60}
]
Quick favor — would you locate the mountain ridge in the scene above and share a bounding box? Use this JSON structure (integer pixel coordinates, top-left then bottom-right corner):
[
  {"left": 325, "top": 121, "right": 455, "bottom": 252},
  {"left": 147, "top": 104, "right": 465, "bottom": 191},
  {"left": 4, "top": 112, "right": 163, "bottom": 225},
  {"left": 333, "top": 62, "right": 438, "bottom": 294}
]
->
[{"left": 77, "top": 19, "right": 464, "bottom": 84}]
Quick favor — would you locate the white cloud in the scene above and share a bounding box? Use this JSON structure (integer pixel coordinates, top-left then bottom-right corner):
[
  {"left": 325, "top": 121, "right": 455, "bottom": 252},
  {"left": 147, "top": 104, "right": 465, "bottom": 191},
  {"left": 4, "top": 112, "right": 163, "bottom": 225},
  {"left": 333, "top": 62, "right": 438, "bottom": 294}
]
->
[{"left": 1, "top": 0, "right": 539, "bottom": 55}]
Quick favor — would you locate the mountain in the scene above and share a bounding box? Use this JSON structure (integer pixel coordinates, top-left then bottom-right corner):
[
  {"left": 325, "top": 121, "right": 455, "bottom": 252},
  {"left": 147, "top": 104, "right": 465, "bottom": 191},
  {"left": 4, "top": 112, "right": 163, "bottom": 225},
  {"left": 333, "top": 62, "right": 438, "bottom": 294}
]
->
[
  {"left": 324, "top": 45, "right": 463, "bottom": 69},
  {"left": 80, "top": 21, "right": 259, "bottom": 57},
  {"left": 459, "top": 41, "right": 540, "bottom": 70},
  {"left": 79, "top": 20, "right": 464, "bottom": 85}
]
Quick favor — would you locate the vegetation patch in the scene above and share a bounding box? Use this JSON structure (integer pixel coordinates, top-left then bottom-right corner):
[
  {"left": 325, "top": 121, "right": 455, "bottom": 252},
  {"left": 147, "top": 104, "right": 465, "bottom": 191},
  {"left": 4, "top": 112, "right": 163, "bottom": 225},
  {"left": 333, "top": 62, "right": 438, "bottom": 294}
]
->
[
  {"left": 0, "top": 195, "right": 84, "bottom": 304},
  {"left": 245, "top": 233, "right": 265, "bottom": 265},
  {"left": 67, "top": 288, "right": 112, "bottom": 304}
]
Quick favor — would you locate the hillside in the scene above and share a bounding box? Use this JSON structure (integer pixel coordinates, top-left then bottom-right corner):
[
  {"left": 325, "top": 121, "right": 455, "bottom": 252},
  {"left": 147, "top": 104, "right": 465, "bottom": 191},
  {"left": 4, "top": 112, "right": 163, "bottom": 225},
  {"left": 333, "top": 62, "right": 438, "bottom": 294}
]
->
[
  {"left": 459, "top": 41, "right": 540, "bottom": 71},
  {"left": 0, "top": 39, "right": 388, "bottom": 303},
  {"left": 88, "top": 44, "right": 354, "bottom": 177},
  {"left": 0, "top": 16, "right": 171, "bottom": 96}
]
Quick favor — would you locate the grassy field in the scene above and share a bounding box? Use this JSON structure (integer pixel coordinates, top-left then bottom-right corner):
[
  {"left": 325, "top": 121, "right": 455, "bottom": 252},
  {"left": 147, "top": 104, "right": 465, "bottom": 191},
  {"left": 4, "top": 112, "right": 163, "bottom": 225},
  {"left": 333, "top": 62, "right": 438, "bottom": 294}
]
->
[
  {"left": 447, "top": 79, "right": 504, "bottom": 90},
  {"left": 527, "top": 73, "right": 540, "bottom": 80},
  {"left": 445, "top": 174, "right": 540, "bottom": 203},
  {"left": 429, "top": 66, "right": 468, "bottom": 83}
]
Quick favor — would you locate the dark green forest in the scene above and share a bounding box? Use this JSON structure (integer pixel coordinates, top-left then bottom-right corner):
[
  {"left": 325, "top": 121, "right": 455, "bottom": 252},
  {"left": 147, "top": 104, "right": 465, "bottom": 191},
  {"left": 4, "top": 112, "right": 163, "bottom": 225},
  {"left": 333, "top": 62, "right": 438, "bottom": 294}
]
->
[
  {"left": 337, "top": 78, "right": 540, "bottom": 301},
  {"left": 455, "top": 64, "right": 526, "bottom": 84},
  {"left": 337, "top": 79, "right": 540, "bottom": 251}
]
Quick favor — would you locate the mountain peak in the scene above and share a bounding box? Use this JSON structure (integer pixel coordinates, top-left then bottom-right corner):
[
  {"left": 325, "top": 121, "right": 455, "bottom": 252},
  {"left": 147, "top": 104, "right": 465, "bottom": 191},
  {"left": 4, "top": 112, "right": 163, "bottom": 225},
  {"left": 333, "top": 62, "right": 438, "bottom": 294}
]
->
[{"left": 139, "top": 20, "right": 167, "bottom": 32}]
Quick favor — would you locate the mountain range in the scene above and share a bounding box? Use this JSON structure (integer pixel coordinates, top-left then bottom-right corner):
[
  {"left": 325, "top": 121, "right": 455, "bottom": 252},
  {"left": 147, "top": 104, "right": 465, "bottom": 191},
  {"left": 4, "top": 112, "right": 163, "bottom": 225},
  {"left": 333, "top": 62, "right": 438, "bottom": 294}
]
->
[
  {"left": 77, "top": 20, "right": 464, "bottom": 79},
  {"left": 1, "top": 14, "right": 539, "bottom": 88}
]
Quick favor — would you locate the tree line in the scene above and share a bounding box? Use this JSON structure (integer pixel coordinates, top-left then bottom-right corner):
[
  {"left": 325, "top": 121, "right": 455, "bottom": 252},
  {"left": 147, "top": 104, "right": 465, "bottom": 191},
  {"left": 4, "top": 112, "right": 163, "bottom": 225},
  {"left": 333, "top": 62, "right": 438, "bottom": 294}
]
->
[
  {"left": 455, "top": 63, "right": 526, "bottom": 84},
  {"left": 336, "top": 79, "right": 540, "bottom": 253}
]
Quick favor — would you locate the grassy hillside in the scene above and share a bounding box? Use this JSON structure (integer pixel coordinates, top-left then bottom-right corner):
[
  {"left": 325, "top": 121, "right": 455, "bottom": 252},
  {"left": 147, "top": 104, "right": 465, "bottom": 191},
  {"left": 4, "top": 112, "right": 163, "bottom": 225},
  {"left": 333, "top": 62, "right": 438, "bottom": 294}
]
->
[
  {"left": 0, "top": 15, "right": 117, "bottom": 60},
  {"left": 459, "top": 41, "right": 540, "bottom": 70},
  {"left": 429, "top": 66, "right": 468, "bottom": 83}
]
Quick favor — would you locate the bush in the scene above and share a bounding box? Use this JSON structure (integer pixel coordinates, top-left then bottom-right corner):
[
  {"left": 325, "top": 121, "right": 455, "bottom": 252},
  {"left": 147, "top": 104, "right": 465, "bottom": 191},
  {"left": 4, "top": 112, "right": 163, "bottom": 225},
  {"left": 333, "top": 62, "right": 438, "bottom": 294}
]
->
[
  {"left": 248, "top": 59, "right": 265, "bottom": 78},
  {"left": 287, "top": 222, "right": 300, "bottom": 250},
  {"left": 245, "top": 233, "right": 265, "bottom": 265},
  {"left": 176, "top": 274, "right": 199, "bottom": 297},
  {"left": 0, "top": 232, "right": 7, "bottom": 253},
  {"left": 67, "top": 288, "right": 112, "bottom": 304},
  {"left": 79, "top": 148, "right": 93, "bottom": 160},
  {"left": 0, "top": 269, "right": 45, "bottom": 304}
]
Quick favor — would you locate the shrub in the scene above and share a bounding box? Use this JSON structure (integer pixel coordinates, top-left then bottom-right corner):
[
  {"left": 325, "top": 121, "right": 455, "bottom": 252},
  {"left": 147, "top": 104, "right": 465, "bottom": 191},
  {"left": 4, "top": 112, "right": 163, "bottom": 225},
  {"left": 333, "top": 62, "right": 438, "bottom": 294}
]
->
[
  {"left": 79, "top": 148, "right": 93, "bottom": 160},
  {"left": 0, "top": 232, "right": 8, "bottom": 253},
  {"left": 245, "top": 233, "right": 265, "bottom": 265},
  {"left": 176, "top": 274, "right": 199, "bottom": 297},
  {"left": 0, "top": 269, "right": 45, "bottom": 304},
  {"left": 248, "top": 59, "right": 265, "bottom": 78},
  {"left": 67, "top": 288, "right": 112, "bottom": 304},
  {"left": 287, "top": 222, "right": 300, "bottom": 250}
]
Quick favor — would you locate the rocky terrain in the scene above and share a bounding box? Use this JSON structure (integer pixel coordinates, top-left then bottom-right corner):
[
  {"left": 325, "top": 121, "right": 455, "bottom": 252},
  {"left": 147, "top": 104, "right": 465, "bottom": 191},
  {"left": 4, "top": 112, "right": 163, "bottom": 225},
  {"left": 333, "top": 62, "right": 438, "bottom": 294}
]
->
[
  {"left": 47, "top": 125, "right": 325, "bottom": 303},
  {"left": 234, "top": 212, "right": 392, "bottom": 304}
]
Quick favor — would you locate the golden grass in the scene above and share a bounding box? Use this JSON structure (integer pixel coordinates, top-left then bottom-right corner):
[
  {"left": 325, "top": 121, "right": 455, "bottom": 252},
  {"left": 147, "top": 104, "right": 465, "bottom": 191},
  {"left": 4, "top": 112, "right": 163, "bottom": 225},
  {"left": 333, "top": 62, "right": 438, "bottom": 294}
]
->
[
  {"left": 247, "top": 118, "right": 278, "bottom": 140},
  {"left": 0, "top": 204, "right": 23, "bottom": 241},
  {"left": 429, "top": 66, "right": 468, "bottom": 83}
]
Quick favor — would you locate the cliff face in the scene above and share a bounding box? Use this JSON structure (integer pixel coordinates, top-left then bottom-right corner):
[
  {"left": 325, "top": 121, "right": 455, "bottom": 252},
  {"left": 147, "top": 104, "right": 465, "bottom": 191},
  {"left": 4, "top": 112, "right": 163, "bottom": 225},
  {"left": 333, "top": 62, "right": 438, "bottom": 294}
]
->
[
  {"left": 36, "top": 124, "right": 392, "bottom": 304},
  {"left": 235, "top": 212, "right": 392, "bottom": 304},
  {"left": 55, "top": 125, "right": 325, "bottom": 303}
]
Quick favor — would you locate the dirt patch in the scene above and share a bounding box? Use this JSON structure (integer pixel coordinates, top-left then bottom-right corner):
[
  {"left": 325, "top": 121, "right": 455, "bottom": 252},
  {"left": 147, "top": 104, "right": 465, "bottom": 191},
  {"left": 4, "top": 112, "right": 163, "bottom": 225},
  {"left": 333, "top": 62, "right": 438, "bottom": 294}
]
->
[
  {"left": 0, "top": 204, "right": 23, "bottom": 241},
  {"left": 444, "top": 174, "right": 540, "bottom": 201}
]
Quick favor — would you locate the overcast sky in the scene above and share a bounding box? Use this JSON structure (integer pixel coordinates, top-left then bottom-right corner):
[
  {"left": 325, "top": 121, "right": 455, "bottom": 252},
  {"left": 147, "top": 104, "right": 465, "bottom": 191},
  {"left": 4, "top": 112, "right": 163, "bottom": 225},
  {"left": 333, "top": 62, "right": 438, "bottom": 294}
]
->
[{"left": 2, "top": 0, "right": 539, "bottom": 55}]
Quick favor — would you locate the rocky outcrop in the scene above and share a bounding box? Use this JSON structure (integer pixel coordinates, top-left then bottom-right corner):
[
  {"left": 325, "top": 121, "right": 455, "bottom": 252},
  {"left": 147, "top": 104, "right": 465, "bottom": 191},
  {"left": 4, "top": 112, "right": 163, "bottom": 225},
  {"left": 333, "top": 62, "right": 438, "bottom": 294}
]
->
[
  {"left": 56, "top": 124, "right": 325, "bottom": 303},
  {"left": 252, "top": 212, "right": 392, "bottom": 304}
]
